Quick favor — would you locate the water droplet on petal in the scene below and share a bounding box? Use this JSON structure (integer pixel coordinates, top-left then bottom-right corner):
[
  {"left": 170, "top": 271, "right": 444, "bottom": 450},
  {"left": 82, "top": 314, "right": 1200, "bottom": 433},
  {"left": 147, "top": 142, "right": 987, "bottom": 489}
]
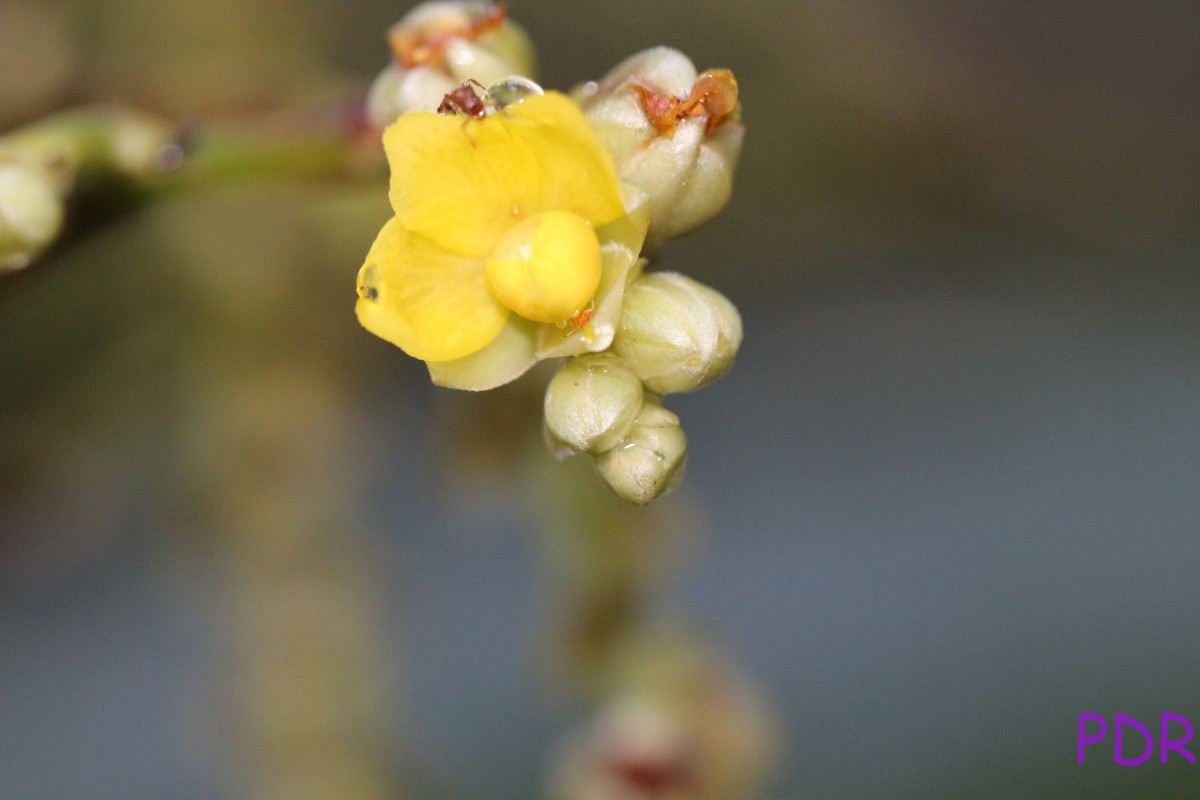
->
[
  {"left": 488, "top": 76, "right": 544, "bottom": 108},
  {"left": 358, "top": 264, "right": 379, "bottom": 301}
]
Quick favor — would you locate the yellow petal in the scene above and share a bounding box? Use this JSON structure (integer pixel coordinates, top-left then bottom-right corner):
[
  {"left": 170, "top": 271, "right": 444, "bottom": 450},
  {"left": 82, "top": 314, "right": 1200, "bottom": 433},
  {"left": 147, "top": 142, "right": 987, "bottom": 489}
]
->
[
  {"left": 508, "top": 93, "right": 626, "bottom": 227},
  {"left": 356, "top": 217, "right": 509, "bottom": 362},
  {"left": 384, "top": 110, "right": 540, "bottom": 258}
]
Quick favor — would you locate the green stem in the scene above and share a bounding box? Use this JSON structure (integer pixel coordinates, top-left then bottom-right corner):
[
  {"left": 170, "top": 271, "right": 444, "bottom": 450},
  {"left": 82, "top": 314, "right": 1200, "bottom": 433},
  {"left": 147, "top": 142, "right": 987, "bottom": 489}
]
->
[
  {"left": 172, "top": 127, "right": 362, "bottom": 186},
  {"left": 1, "top": 104, "right": 379, "bottom": 273},
  {"left": 0, "top": 106, "right": 175, "bottom": 187}
]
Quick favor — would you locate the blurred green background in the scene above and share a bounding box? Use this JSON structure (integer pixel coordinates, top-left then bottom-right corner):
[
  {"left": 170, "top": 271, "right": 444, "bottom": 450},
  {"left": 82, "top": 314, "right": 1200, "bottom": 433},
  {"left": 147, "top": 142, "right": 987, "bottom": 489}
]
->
[{"left": 3, "top": 1, "right": 1200, "bottom": 798}]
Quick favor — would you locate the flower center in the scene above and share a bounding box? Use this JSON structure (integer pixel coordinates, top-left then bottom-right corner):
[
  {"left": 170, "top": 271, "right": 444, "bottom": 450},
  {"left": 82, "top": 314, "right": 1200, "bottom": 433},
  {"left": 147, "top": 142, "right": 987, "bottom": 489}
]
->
[{"left": 484, "top": 210, "right": 602, "bottom": 323}]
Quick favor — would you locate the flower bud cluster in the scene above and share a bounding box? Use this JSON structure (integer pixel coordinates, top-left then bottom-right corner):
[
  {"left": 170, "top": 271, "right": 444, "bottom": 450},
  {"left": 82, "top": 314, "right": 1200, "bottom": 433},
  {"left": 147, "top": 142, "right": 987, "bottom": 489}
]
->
[
  {"left": 544, "top": 272, "right": 741, "bottom": 506},
  {"left": 536, "top": 47, "right": 745, "bottom": 505},
  {"left": 358, "top": 7, "right": 746, "bottom": 505}
]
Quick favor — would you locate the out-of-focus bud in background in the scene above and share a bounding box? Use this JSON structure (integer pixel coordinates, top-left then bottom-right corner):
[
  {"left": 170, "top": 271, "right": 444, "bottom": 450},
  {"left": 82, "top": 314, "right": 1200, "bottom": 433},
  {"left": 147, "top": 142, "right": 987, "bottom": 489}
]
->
[
  {"left": 0, "top": 108, "right": 176, "bottom": 187},
  {"left": 0, "top": 107, "right": 178, "bottom": 270},
  {"left": 366, "top": 64, "right": 458, "bottom": 127},
  {"left": 0, "top": 159, "right": 62, "bottom": 272},
  {"left": 547, "top": 637, "right": 777, "bottom": 800},
  {"left": 549, "top": 699, "right": 694, "bottom": 800},
  {"left": 366, "top": 0, "right": 536, "bottom": 125},
  {"left": 578, "top": 47, "right": 743, "bottom": 241}
]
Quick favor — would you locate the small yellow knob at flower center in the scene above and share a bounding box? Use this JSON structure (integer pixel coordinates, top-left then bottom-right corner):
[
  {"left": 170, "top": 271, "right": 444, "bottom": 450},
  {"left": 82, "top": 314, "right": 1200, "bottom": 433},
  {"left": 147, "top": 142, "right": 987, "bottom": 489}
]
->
[{"left": 485, "top": 210, "right": 601, "bottom": 323}]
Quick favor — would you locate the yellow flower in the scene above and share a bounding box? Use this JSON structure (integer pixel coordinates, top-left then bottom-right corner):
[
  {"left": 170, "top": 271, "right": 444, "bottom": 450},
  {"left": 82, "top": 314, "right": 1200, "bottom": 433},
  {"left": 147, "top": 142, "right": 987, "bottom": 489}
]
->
[{"left": 356, "top": 91, "right": 649, "bottom": 390}]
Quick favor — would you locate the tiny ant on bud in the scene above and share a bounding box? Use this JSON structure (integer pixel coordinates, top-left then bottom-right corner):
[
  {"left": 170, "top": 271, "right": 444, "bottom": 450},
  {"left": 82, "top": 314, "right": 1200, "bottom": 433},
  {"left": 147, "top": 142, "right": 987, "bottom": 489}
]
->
[{"left": 633, "top": 69, "right": 738, "bottom": 136}]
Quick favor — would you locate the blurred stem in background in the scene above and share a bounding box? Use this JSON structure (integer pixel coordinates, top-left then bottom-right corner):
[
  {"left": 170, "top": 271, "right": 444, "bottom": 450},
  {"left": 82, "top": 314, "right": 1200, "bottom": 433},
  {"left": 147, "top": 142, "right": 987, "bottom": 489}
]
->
[
  {"left": 0, "top": 1, "right": 404, "bottom": 796},
  {"left": 170, "top": 183, "right": 401, "bottom": 800},
  {"left": 1, "top": 162, "right": 403, "bottom": 797},
  {"left": 442, "top": 389, "right": 777, "bottom": 797},
  {"left": 185, "top": 361, "right": 401, "bottom": 800},
  {"left": 534, "top": 460, "right": 778, "bottom": 799},
  {"left": 0, "top": 103, "right": 394, "bottom": 799}
]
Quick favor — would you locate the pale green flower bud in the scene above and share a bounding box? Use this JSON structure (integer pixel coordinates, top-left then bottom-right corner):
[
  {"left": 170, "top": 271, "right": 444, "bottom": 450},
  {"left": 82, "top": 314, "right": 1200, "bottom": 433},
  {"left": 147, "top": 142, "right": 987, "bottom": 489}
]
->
[
  {"left": 367, "top": 1, "right": 536, "bottom": 124},
  {"left": 612, "top": 272, "right": 743, "bottom": 395},
  {"left": 593, "top": 397, "right": 686, "bottom": 506},
  {"left": 544, "top": 353, "right": 644, "bottom": 455},
  {"left": 0, "top": 107, "right": 175, "bottom": 186},
  {"left": 106, "top": 111, "right": 178, "bottom": 180},
  {"left": 398, "top": 1, "right": 535, "bottom": 82},
  {"left": 0, "top": 107, "right": 174, "bottom": 271},
  {"left": 0, "top": 159, "right": 63, "bottom": 272},
  {"left": 578, "top": 47, "right": 743, "bottom": 240},
  {"left": 366, "top": 65, "right": 458, "bottom": 126},
  {"left": 442, "top": 26, "right": 535, "bottom": 87}
]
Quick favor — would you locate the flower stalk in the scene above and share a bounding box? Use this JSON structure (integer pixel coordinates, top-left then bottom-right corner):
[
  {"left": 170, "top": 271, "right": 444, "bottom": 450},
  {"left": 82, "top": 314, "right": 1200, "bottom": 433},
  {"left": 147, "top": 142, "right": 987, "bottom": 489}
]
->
[{"left": 0, "top": 104, "right": 380, "bottom": 274}]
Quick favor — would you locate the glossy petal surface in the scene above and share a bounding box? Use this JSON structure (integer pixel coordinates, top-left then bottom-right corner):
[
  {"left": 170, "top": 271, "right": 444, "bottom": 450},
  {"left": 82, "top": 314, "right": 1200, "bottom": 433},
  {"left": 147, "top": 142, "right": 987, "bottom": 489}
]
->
[{"left": 356, "top": 217, "right": 509, "bottom": 361}]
